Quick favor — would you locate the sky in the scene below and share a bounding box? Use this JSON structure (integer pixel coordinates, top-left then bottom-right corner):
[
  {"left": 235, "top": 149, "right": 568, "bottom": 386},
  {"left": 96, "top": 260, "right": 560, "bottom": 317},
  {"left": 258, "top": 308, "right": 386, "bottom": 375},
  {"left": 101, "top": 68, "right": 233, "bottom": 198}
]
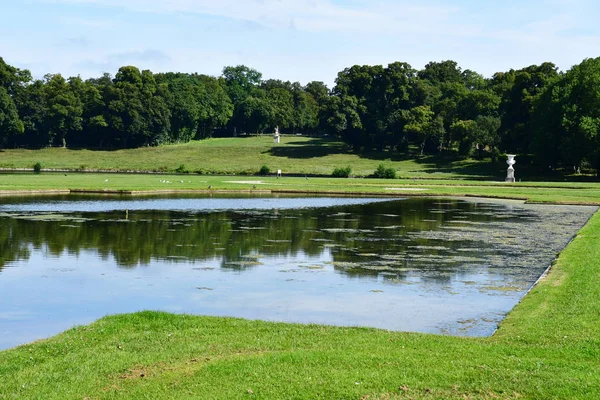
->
[{"left": 1, "top": 0, "right": 600, "bottom": 87}]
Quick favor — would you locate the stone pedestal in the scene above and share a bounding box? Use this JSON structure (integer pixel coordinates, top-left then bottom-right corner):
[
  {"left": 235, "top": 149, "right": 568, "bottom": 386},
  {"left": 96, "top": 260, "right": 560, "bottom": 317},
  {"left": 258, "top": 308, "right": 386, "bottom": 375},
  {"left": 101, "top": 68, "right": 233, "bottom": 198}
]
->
[{"left": 506, "top": 154, "right": 516, "bottom": 183}]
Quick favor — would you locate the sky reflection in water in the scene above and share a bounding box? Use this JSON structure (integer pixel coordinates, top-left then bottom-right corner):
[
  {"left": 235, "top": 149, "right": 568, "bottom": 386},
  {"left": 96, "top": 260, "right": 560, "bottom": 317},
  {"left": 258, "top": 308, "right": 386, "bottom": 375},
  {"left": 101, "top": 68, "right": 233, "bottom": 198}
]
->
[{"left": 0, "top": 195, "right": 595, "bottom": 350}]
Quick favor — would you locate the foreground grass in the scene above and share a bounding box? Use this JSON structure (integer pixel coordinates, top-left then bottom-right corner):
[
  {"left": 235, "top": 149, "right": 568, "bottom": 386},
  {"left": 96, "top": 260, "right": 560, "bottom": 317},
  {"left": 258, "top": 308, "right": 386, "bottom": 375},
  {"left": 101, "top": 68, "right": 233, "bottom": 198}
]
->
[
  {"left": 0, "top": 136, "right": 510, "bottom": 179},
  {"left": 2, "top": 173, "right": 600, "bottom": 204},
  {"left": 0, "top": 210, "right": 599, "bottom": 399}
]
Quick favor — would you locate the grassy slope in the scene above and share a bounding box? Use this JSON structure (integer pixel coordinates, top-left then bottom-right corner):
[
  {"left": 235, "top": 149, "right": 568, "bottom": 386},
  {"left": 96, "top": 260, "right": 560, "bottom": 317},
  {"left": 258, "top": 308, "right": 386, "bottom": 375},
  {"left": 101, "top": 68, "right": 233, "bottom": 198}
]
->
[
  {"left": 0, "top": 213, "right": 599, "bottom": 399},
  {"left": 0, "top": 136, "right": 508, "bottom": 179}
]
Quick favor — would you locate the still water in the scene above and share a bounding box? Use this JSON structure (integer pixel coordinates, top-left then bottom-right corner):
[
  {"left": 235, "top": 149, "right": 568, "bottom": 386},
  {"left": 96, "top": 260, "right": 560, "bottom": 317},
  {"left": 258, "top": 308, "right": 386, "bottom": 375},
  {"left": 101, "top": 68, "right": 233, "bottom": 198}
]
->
[{"left": 0, "top": 195, "right": 595, "bottom": 349}]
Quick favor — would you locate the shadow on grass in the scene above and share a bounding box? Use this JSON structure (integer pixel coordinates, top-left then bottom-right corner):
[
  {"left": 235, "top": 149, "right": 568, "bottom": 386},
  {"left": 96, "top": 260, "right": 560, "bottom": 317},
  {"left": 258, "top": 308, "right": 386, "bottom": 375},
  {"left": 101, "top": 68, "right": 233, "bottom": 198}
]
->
[
  {"left": 266, "top": 138, "right": 348, "bottom": 159},
  {"left": 411, "top": 155, "right": 503, "bottom": 179},
  {"left": 411, "top": 156, "right": 581, "bottom": 181}
]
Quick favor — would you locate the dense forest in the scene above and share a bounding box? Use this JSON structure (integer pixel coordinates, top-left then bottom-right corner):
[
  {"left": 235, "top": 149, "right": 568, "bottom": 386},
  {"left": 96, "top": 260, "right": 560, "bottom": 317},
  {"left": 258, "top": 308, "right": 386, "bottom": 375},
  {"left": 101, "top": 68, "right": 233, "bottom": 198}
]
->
[{"left": 1, "top": 56, "right": 600, "bottom": 173}]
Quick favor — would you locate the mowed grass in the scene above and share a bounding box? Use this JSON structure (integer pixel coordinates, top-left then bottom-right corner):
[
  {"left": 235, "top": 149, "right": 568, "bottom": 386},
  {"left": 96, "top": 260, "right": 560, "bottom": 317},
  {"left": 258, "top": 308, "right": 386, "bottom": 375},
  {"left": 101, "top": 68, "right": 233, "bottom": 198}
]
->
[
  {"left": 0, "top": 210, "right": 599, "bottom": 399},
  {"left": 0, "top": 136, "right": 507, "bottom": 179},
  {"left": 2, "top": 173, "right": 600, "bottom": 204}
]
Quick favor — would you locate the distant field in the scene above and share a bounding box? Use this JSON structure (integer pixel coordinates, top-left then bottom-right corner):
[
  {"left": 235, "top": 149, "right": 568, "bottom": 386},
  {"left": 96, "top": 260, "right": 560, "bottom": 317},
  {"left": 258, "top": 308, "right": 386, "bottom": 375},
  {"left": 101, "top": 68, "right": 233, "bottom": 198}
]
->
[{"left": 0, "top": 136, "right": 509, "bottom": 179}]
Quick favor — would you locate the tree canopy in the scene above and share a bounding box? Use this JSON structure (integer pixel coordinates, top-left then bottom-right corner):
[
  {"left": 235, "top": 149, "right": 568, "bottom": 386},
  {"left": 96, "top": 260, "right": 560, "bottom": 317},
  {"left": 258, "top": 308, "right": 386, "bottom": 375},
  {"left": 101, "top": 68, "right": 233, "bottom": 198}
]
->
[{"left": 1, "top": 55, "right": 600, "bottom": 174}]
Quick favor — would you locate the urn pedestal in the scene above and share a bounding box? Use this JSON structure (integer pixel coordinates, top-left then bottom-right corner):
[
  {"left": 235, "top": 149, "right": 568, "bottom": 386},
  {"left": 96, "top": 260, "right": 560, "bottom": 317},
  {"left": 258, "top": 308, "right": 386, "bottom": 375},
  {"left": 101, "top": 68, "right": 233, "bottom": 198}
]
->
[{"left": 506, "top": 155, "right": 516, "bottom": 183}]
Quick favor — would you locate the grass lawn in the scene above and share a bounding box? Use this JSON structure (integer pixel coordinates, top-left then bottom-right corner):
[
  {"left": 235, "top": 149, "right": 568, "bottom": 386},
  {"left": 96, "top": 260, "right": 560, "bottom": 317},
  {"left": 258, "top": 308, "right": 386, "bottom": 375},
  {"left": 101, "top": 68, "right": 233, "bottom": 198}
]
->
[
  {"left": 0, "top": 136, "right": 516, "bottom": 179},
  {"left": 2, "top": 173, "right": 600, "bottom": 205}
]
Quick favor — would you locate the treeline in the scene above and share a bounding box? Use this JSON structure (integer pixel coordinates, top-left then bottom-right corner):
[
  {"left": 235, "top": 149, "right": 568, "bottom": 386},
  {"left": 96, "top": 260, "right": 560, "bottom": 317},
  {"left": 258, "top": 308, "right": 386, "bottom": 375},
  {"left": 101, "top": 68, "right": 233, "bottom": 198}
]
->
[{"left": 1, "top": 56, "right": 600, "bottom": 172}]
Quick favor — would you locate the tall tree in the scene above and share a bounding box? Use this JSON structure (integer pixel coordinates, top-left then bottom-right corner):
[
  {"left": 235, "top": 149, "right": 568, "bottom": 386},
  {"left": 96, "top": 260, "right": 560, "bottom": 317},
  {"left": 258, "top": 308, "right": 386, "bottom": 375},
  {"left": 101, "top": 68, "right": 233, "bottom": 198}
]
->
[
  {"left": 498, "top": 63, "right": 559, "bottom": 154},
  {"left": 293, "top": 91, "right": 319, "bottom": 133},
  {"left": 333, "top": 64, "right": 386, "bottom": 150},
  {"left": 68, "top": 76, "right": 108, "bottom": 148},
  {"left": 304, "top": 81, "right": 330, "bottom": 133},
  {"left": 239, "top": 89, "right": 271, "bottom": 134},
  {"left": 195, "top": 75, "right": 233, "bottom": 139},
  {"left": 42, "top": 74, "right": 83, "bottom": 147},
  {"left": 322, "top": 95, "right": 363, "bottom": 149},
  {"left": 532, "top": 57, "right": 600, "bottom": 173},
  {"left": 222, "top": 65, "right": 262, "bottom": 134},
  {"left": 105, "top": 66, "right": 146, "bottom": 148},
  {"left": 0, "top": 87, "right": 24, "bottom": 146},
  {"left": 267, "top": 87, "right": 294, "bottom": 129},
  {"left": 0, "top": 58, "right": 27, "bottom": 147}
]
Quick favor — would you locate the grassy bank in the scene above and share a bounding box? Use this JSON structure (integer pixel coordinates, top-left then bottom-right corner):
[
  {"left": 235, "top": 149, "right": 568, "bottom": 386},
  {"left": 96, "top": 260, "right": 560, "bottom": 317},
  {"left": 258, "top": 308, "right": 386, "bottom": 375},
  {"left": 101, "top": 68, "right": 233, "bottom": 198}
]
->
[
  {"left": 0, "top": 209, "right": 598, "bottom": 399},
  {"left": 2, "top": 173, "right": 600, "bottom": 204},
  {"left": 0, "top": 136, "right": 512, "bottom": 179}
]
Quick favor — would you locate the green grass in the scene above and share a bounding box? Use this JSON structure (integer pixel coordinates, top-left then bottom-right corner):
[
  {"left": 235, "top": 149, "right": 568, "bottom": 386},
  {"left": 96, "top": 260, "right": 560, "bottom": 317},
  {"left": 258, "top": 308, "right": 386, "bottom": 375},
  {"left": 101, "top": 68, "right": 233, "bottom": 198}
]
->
[
  {"left": 2, "top": 173, "right": 600, "bottom": 204},
  {"left": 0, "top": 211, "right": 599, "bottom": 399},
  {"left": 0, "top": 136, "right": 511, "bottom": 179}
]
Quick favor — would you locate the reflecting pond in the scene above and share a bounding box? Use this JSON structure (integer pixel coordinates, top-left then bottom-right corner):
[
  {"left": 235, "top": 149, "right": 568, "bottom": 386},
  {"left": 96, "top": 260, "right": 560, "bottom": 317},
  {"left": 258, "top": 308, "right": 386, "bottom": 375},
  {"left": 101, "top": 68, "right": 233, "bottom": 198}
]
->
[{"left": 0, "top": 194, "right": 595, "bottom": 349}]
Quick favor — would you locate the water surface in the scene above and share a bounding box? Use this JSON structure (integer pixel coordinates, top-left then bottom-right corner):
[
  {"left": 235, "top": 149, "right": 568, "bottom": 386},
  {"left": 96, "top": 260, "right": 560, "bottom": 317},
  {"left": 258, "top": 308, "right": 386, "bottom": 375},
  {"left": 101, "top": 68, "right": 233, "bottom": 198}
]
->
[{"left": 0, "top": 195, "right": 595, "bottom": 349}]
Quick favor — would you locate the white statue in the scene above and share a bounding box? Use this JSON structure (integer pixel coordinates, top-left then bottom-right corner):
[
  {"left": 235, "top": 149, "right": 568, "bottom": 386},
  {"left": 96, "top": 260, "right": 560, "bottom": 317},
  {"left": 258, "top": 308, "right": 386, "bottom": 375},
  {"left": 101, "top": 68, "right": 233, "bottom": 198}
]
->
[
  {"left": 273, "top": 126, "right": 280, "bottom": 144},
  {"left": 506, "top": 154, "right": 516, "bottom": 182}
]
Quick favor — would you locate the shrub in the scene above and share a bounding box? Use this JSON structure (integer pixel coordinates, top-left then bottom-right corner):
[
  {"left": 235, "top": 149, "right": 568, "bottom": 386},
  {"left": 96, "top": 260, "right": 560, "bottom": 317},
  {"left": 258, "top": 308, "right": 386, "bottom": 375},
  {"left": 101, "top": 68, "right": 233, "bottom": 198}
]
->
[
  {"left": 373, "top": 163, "right": 396, "bottom": 179},
  {"left": 332, "top": 166, "right": 352, "bottom": 178},
  {"left": 33, "top": 162, "right": 42, "bottom": 173},
  {"left": 259, "top": 165, "right": 270, "bottom": 175},
  {"left": 175, "top": 164, "right": 188, "bottom": 173}
]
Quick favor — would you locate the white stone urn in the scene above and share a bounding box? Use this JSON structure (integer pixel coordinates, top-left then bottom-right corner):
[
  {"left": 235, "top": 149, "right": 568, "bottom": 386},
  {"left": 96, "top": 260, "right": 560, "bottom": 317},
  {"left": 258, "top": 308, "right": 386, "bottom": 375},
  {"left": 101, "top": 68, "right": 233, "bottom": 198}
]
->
[{"left": 506, "top": 154, "right": 516, "bottom": 182}]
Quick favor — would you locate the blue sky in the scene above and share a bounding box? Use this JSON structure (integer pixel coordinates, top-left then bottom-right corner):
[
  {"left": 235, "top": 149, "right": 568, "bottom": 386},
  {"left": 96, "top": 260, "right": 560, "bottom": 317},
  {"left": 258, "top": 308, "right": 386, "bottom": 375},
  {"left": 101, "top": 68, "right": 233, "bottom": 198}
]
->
[{"left": 1, "top": 0, "right": 599, "bottom": 87}]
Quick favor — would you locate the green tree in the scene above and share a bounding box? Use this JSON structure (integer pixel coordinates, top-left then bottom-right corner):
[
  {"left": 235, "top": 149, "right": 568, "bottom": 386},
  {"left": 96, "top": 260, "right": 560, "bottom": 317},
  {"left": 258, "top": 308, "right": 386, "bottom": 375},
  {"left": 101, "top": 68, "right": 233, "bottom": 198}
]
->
[
  {"left": 0, "top": 57, "right": 31, "bottom": 96},
  {"left": 267, "top": 87, "right": 294, "bottom": 129},
  {"left": 42, "top": 74, "right": 83, "bottom": 148},
  {"left": 222, "top": 65, "right": 262, "bottom": 105},
  {"left": 322, "top": 95, "right": 363, "bottom": 150},
  {"left": 532, "top": 58, "right": 600, "bottom": 173},
  {"left": 498, "top": 63, "right": 559, "bottom": 154},
  {"left": 239, "top": 91, "right": 271, "bottom": 134},
  {"left": 68, "top": 76, "right": 108, "bottom": 148},
  {"left": 304, "top": 81, "right": 329, "bottom": 104},
  {"left": 195, "top": 75, "right": 233, "bottom": 139},
  {"left": 13, "top": 79, "right": 47, "bottom": 147},
  {"left": 418, "top": 60, "right": 463, "bottom": 85},
  {"left": 154, "top": 73, "right": 198, "bottom": 143},
  {"left": 0, "top": 87, "right": 24, "bottom": 146},
  {"left": 304, "top": 81, "right": 330, "bottom": 133},
  {"left": 293, "top": 90, "right": 319, "bottom": 133},
  {"left": 401, "top": 106, "right": 445, "bottom": 154},
  {"left": 222, "top": 65, "right": 262, "bottom": 135},
  {"left": 333, "top": 64, "right": 387, "bottom": 150},
  {"left": 0, "top": 57, "right": 27, "bottom": 147},
  {"left": 105, "top": 66, "right": 146, "bottom": 148},
  {"left": 141, "top": 69, "right": 171, "bottom": 145}
]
